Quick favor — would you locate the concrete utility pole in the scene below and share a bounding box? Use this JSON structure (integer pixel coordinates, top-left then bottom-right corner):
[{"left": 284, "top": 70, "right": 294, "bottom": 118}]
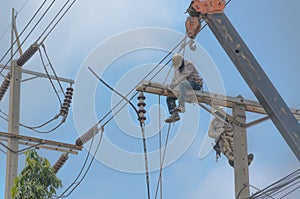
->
[
  {"left": 232, "top": 100, "right": 250, "bottom": 199},
  {"left": 5, "top": 9, "right": 21, "bottom": 199},
  {"left": 1, "top": 8, "right": 78, "bottom": 199}
]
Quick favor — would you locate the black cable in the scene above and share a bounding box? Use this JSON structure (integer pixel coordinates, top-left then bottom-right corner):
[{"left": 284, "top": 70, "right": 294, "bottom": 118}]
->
[
  {"left": 102, "top": 92, "right": 139, "bottom": 128},
  {"left": 0, "top": 148, "right": 6, "bottom": 155},
  {"left": 279, "top": 185, "right": 300, "bottom": 199},
  {"left": 0, "top": 22, "right": 12, "bottom": 43},
  {"left": 17, "top": 143, "right": 44, "bottom": 155},
  {"left": 38, "top": 48, "right": 63, "bottom": 106},
  {"left": 37, "top": 0, "right": 73, "bottom": 42},
  {"left": 249, "top": 169, "right": 300, "bottom": 199},
  {"left": 0, "top": 0, "right": 48, "bottom": 72},
  {"left": 21, "top": 114, "right": 59, "bottom": 129},
  {"left": 16, "top": 0, "right": 31, "bottom": 17},
  {"left": 96, "top": 36, "right": 187, "bottom": 129},
  {"left": 40, "top": 0, "right": 76, "bottom": 43},
  {"left": 0, "top": 0, "right": 56, "bottom": 75},
  {"left": 89, "top": 67, "right": 151, "bottom": 199},
  {"left": 277, "top": 182, "right": 300, "bottom": 199},
  {"left": 21, "top": 120, "right": 64, "bottom": 134},
  {"left": 1, "top": 107, "right": 63, "bottom": 133},
  {"left": 0, "top": 141, "right": 42, "bottom": 154},
  {"left": 89, "top": 67, "right": 141, "bottom": 122},
  {"left": 267, "top": 173, "right": 300, "bottom": 198},
  {"left": 42, "top": 44, "right": 66, "bottom": 96},
  {"left": 60, "top": 129, "right": 103, "bottom": 198},
  {"left": 55, "top": 128, "right": 103, "bottom": 198},
  {"left": 54, "top": 134, "right": 95, "bottom": 198}
]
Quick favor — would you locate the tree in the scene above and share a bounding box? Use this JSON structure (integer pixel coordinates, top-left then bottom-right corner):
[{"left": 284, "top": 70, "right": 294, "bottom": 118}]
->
[{"left": 11, "top": 150, "right": 62, "bottom": 199}]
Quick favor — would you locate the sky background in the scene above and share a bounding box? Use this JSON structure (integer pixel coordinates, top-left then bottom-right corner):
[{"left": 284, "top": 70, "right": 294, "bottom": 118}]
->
[{"left": 1, "top": 0, "right": 300, "bottom": 199}]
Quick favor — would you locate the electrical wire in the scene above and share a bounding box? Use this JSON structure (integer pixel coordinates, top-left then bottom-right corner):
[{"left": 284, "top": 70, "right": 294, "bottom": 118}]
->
[
  {"left": 16, "top": 0, "right": 31, "bottom": 17},
  {"left": 54, "top": 133, "right": 95, "bottom": 198},
  {"left": 37, "top": 0, "right": 73, "bottom": 42},
  {"left": 0, "top": 0, "right": 48, "bottom": 70},
  {"left": 0, "top": 147, "right": 7, "bottom": 154},
  {"left": 21, "top": 120, "right": 64, "bottom": 134},
  {"left": 40, "top": 0, "right": 77, "bottom": 43},
  {"left": 38, "top": 48, "right": 63, "bottom": 106},
  {"left": 41, "top": 44, "right": 65, "bottom": 96},
  {"left": 1, "top": 107, "right": 64, "bottom": 134},
  {"left": 0, "top": 23, "right": 12, "bottom": 43},
  {"left": 96, "top": 36, "right": 187, "bottom": 130},
  {"left": 0, "top": 140, "right": 43, "bottom": 155},
  {"left": 89, "top": 67, "right": 151, "bottom": 199},
  {"left": 248, "top": 169, "right": 300, "bottom": 199},
  {"left": 1, "top": 0, "right": 77, "bottom": 76},
  {"left": 0, "top": 0, "right": 54, "bottom": 75},
  {"left": 55, "top": 128, "right": 104, "bottom": 199}
]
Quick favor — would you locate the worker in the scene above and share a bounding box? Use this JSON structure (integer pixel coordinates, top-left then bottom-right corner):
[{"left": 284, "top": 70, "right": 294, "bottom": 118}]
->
[
  {"left": 165, "top": 54, "right": 203, "bottom": 123},
  {"left": 208, "top": 116, "right": 254, "bottom": 167}
]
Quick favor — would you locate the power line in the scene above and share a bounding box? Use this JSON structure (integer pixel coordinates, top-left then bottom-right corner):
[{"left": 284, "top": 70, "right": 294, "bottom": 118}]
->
[
  {"left": 15, "top": 0, "right": 31, "bottom": 18},
  {"left": 89, "top": 67, "right": 151, "bottom": 199},
  {"left": 0, "top": 0, "right": 49, "bottom": 74},
  {"left": 55, "top": 128, "right": 104, "bottom": 198},
  {"left": 0, "top": 23, "right": 12, "bottom": 44},
  {"left": 38, "top": 47, "right": 63, "bottom": 106},
  {"left": 95, "top": 36, "right": 187, "bottom": 130},
  {"left": 39, "top": 0, "right": 76, "bottom": 43},
  {"left": 249, "top": 169, "right": 300, "bottom": 199}
]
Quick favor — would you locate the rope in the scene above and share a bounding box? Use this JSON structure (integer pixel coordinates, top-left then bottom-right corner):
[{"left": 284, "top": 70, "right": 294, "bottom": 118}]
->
[
  {"left": 154, "top": 123, "right": 172, "bottom": 199},
  {"left": 155, "top": 95, "right": 162, "bottom": 199},
  {"left": 158, "top": 95, "right": 163, "bottom": 199}
]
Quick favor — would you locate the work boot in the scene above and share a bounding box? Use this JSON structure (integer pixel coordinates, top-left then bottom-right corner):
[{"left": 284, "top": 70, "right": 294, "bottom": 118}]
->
[
  {"left": 164, "top": 113, "right": 180, "bottom": 123},
  {"left": 228, "top": 159, "right": 234, "bottom": 168},
  {"left": 228, "top": 154, "right": 254, "bottom": 168},
  {"left": 173, "top": 105, "right": 185, "bottom": 113},
  {"left": 248, "top": 153, "right": 254, "bottom": 166}
]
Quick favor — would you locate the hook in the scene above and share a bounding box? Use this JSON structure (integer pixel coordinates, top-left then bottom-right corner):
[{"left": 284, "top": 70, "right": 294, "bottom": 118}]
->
[{"left": 189, "top": 39, "right": 196, "bottom": 51}]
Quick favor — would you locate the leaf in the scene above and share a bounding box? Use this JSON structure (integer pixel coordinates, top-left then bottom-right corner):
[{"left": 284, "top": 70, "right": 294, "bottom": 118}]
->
[{"left": 12, "top": 150, "right": 63, "bottom": 199}]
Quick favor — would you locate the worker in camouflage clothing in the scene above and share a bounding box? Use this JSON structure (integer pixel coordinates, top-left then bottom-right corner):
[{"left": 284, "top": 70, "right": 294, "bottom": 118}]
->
[{"left": 208, "top": 116, "right": 254, "bottom": 167}]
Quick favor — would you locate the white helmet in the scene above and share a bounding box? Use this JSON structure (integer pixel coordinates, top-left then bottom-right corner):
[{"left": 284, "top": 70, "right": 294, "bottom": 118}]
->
[{"left": 172, "top": 54, "right": 183, "bottom": 69}]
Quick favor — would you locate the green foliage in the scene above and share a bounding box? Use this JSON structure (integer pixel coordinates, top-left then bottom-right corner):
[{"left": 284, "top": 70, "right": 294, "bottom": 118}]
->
[{"left": 11, "top": 150, "right": 62, "bottom": 199}]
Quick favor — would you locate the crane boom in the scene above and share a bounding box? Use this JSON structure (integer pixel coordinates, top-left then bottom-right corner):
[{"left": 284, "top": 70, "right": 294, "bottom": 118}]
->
[{"left": 185, "top": 0, "right": 300, "bottom": 160}]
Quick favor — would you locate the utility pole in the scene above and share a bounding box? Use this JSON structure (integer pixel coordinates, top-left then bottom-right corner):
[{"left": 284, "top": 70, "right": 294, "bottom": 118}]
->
[
  {"left": 5, "top": 8, "right": 21, "bottom": 199},
  {"left": 232, "top": 99, "right": 250, "bottom": 198}
]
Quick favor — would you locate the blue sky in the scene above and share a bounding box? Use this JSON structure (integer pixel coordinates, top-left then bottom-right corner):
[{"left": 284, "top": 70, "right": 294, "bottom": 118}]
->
[{"left": 1, "top": 0, "right": 300, "bottom": 199}]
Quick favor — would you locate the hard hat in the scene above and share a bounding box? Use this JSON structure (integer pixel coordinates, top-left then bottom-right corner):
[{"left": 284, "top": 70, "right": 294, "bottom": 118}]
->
[{"left": 172, "top": 54, "right": 183, "bottom": 69}]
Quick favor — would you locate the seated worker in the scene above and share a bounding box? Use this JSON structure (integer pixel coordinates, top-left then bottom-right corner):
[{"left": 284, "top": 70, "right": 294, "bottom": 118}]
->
[
  {"left": 165, "top": 54, "right": 203, "bottom": 123},
  {"left": 208, "top": 116, "right": 254, "bottom": 167}
]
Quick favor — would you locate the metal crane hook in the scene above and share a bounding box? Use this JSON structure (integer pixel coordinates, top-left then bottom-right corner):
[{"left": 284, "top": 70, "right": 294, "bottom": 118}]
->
[{"left": 189, "top": 39, "right": 196, "bottom": 51}]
